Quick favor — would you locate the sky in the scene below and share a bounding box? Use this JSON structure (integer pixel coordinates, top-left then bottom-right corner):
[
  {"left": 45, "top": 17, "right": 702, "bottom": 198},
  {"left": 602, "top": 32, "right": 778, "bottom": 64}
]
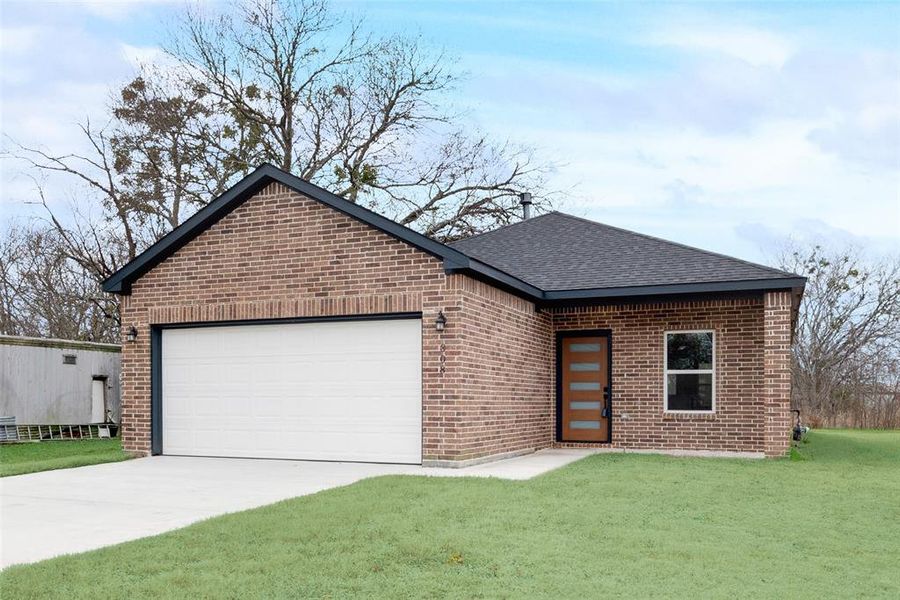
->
[{"left": 1, "top": 0, "right": 898, "bottom": 264}]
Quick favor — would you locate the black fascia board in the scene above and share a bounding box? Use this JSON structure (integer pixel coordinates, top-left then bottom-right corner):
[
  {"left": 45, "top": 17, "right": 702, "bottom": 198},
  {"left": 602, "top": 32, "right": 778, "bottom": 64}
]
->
[
  {"left": 102, "top": 163, "right": 805, "bottom": 307},
  {"left": 264, "top": 164, "right": 473, "bottom": 265},
  {"left": 103, "top": 167, "right": 272, "bottom": 294},
  {"left": 103, "top": 163, "right": 480, "bottom": 294},
  {"left": 444, "top": 258, "right": 545, "bottom": 301},
  {"left": 539, "top": 277, "right": 807, "bottom": 304}
]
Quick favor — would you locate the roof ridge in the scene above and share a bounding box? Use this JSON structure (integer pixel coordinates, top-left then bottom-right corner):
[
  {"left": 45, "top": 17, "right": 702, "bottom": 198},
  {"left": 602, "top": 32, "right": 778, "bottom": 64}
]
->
[
  {"left": 449, "top": 211, "right": 559, "bottom": 246},
  {"left": 552, "top": 212, "right": 799, "bottom": 279}
]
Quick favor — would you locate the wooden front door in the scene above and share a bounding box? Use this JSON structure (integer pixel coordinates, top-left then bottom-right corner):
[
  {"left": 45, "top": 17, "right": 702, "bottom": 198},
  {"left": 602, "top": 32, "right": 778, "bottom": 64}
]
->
[{"left": 558, "top": 332, "right": 611, "bottom": 442}]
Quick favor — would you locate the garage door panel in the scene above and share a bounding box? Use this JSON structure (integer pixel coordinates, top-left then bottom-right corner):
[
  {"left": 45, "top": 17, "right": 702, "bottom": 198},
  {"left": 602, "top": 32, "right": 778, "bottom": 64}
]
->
[
  {"left": 161, "top": 318, "right": 422, "bottom": 464},
  {"left": 175, "top": 425, "right": 420, "bottom": 463}
]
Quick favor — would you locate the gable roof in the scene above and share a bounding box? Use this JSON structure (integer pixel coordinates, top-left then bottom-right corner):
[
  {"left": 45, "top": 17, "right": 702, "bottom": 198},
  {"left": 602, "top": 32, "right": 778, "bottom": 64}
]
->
[
  {"left": 103, "top": 164, "right": 804, "bottom": 303},
  {"left": 449, "top": 212, "right": 803, "bottom": 299},
  {"left": 101, "top": 163, "right": 541, "bottom": 298}
]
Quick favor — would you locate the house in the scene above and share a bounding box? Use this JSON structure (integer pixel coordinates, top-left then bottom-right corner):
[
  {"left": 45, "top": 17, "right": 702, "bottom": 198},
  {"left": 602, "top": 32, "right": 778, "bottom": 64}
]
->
[
  {"left": 102, "top": 164, "right": 804, "bottom": 465},
  {"left": 0, "top": 335, "right": 121, "bottom": 426}
]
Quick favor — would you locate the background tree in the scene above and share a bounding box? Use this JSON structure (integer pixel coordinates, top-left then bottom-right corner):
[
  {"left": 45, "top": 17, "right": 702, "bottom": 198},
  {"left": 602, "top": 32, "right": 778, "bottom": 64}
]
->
[
  {"left": 779, "top": 243, "right": 900, "bottom": 428},
  {"left": 167, "top": 0, "right": 548, "bottom": 240},
  {"left": 14, "top": 71, "right": 243, "bottom": 281},
  {"left": 0, "top": 222, "right": 116, "bottom": 341},
  {"left": 7, "top": 0, "right": 552, "bottom": 342}
]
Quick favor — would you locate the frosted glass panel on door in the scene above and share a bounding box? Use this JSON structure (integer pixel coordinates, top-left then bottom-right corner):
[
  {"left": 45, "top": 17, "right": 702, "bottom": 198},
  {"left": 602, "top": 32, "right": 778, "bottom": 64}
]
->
[
  {"left": 570, "top": 401, "right": 601, "bottom": 410},
  {"left": 570, "top": 420, "right": 601, "bottom": 429},
  {"left": 570, "top": 362, "right": 600, "bottom": 372},
  {"left": 569, "top": 343, "right": 601, "bottom": 352},
  {"left": 570, "top": 382, "right": 601, "bottom": 391}
]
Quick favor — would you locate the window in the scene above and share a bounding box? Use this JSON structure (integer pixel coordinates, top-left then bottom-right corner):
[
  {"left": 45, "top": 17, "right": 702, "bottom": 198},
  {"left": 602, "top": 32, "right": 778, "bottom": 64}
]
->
[{"left": 664, "top": 331, "right": 714, "bottom": 412}]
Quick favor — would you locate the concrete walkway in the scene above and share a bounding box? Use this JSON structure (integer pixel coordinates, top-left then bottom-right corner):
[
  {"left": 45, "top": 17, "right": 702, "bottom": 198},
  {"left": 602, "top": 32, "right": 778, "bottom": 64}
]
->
[{"left": 0, "top": 449, "right": 593, "bottom": 569}]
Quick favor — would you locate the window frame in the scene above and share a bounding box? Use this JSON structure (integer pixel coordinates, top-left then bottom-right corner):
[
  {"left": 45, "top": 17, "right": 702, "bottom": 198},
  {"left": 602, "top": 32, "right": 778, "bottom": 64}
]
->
[{"left": 663, "top": 329, "right": 716, "bottom": 413}]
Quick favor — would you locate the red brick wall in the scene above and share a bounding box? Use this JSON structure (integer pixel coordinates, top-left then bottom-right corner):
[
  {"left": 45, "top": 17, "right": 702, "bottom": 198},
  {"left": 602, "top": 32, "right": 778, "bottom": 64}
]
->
[
  {"left": 763, "top": 291, "right": 793, "bottom": 457},
  {"left": 120, "top": 182, "right": 556, "bottom": 463},
  {"left": 550, "top": 297, "right": 787, "bottom": 455},
  {"left": 120, "top": 182, "right": 457, "bottom": 457},
  {"left": 118, "top": 180, "right": 792, "bottom": 461},
  {"left": 452, "top": 277, "right": 554, "bottom": 460}
]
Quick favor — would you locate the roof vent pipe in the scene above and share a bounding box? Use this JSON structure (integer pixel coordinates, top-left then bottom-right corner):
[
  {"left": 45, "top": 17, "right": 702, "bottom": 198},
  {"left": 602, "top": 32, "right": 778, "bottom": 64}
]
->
[{"left": 519, "top": 192, "right": 533, "bottom": 220}]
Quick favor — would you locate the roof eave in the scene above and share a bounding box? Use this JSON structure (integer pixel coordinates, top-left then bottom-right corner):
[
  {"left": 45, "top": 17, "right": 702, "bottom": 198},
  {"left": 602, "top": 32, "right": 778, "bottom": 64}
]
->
[
  {"left": 102, "top": 167, "right": 275, "bottom": 294},
  {"left": 539, "top": 277, "right": 807, "bottom": 304},
  {"left": 102, "top": 164, "right": 473, "bottom": 295},
  {"left": 443, "top": 258, "right": 544, "bottom": 301},
  {"left": 101, "top": 163, "right": 808, "bottom": 308}
]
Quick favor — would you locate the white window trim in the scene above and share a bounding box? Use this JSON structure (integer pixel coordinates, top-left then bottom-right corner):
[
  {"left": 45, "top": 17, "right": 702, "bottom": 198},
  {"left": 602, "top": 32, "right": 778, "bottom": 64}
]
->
[{"left": 663, "top": 329, "right": 716, "bottom": 413}]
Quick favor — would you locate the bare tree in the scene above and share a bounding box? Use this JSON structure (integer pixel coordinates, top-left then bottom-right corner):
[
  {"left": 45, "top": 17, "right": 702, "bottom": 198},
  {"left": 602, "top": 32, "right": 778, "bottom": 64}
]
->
[
  {"left": 844, "top": 343, "right": 900, "bottom": 428},
  {"left": 0, "top": 225, "right": 26, "bottom": 335},
  {"left": 9, "top": 72, "right": 244, "bottom": 337},
  {"left": 13, "top": 69, "right": 242, "bottom": 270},
  {"left": 14, "top": 123, "right": 141, "bottom": 270},
  {"left": 167, "top": 0, "right": 551, "bottom": 239},
  {"left": 779, "top": 244, "right": 900, "bottom": 427},
  {"left": 6, "top": 0, "right": 553, "bottom": 341},
  {"left": 0, "top": 222, "right": 117, "bottom": 341},
  {"left": 110, "top": 73, "right": 245, "bottom": 236}
]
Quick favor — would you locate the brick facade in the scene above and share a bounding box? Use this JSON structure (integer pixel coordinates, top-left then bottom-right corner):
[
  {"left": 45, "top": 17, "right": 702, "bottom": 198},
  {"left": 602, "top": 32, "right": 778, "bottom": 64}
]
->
[
  {"left": 550, "top": 297, "right": 789, "bottom": 456},
  {"left": 119, "top": 182, "right": 554, "bottom": 462},
  {"left": 453, "top": 278, "right": 554, "bottom": 460},
  {"left": 119, "top": 183, "right": 793, "bottom": 462},
  {"left": 121, "top": 182, "right": 450, "bottom": 457},
  {"left": 763, "top": 291, "right": 793, "bottom": 457}
]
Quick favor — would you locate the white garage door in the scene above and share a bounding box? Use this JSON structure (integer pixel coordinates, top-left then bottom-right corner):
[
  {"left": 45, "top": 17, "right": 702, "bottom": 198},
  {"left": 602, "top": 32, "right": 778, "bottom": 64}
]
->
[{"left": 161, "top": 318, "right": 422, "bottom": 464}]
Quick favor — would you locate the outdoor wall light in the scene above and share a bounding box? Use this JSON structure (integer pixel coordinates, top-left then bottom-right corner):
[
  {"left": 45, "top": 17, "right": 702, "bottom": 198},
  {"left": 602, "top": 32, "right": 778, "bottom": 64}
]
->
[
  {"left": 125, "top": 326, "right": 139, "bottom": 343},
  {"left": 435, "top": 311, "right": 447, "bottom": 332}
]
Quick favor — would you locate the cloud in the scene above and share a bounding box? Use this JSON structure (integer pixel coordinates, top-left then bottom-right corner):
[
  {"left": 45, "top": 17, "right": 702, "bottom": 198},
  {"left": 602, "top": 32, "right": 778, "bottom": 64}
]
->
[
  {"left": 455, "top": 12, "right": 899, "bottom": 262},
  {"left": 0, "top": 8, "right": 145, "bottom": 223},
  {"left": 663, "top": 179, "right": 705, "bottom": 208},
  {"left": 121, "top": 43, "right": 165, "bottom": 69},
  {"left": 76, "top": 0, "right": 178, "bottom": 21},
  {"left": 736, "top": 218, "right": 899, "bottom": 260},
  {"left": 463, "top": 52, "right": 778, "bottom": 135},
  {"left": 738, "top": 219, "right": 860, "bottom": 246},
  {"left": 2, "top": 0, "right": 897, "bottom": 263},
  {"left": 646, "top": 25, "right": 795, "bottom": 68},
  {"left": 808, "top": 106, "right": 900, "bottom": 169},
  {"left": 489, "top": 107, "right": 899, "bottom": 262},
  {"left": 0, "top": 25, "right": 40, "bottom": 54},
  {"left": 733, "top": 222, "right": 786, "bottom": 251},
  {"left": 468, "top": 38, "right": 900, "bottom": 144}
]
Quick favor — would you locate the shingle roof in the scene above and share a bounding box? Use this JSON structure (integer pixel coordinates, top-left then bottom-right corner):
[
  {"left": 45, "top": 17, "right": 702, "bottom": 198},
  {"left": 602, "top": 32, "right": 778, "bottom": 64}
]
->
[
  {"left": 104, "top": 164, "right": 804, "bottom": 302},
  {"left": 102, "top": 164, "right": 542, "bottom": 297},
  {"left": 450, "top": 212, "right": 799, "bottom": 293}
]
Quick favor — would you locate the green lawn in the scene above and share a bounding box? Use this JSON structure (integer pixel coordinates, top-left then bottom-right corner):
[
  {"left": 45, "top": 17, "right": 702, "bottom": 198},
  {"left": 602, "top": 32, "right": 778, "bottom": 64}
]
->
[
  {"left": 2, "top": 430, "right": 898, "bottom": 598},
  {"left": 0, "top": 438, "right": 131, "bottom": 477}
]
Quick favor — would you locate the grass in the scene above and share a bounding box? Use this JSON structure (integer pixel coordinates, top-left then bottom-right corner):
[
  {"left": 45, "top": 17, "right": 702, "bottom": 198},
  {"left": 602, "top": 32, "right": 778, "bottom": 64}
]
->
[
  {"left": 0, "top": 438, "right": 131, "bottom": 477},
  {"left": 2, "top": 430, "right": 898, "bottom": 598}
]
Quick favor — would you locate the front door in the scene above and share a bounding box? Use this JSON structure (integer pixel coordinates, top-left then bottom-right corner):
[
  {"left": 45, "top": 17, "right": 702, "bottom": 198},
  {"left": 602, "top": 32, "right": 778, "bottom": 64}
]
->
[{"left": 558, "top": 331, "right": 611, "bottom": 442}]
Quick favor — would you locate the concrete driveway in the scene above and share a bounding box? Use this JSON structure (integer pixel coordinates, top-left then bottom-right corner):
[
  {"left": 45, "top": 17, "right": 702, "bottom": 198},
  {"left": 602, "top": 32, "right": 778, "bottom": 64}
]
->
[{"left": 0, "top": 449, "right": 593, "bottom": 569}]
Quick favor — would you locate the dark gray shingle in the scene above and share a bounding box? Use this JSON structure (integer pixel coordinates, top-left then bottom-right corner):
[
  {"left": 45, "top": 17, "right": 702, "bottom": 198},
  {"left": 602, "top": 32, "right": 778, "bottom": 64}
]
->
[{"left": 450, "top": 212, "right": 797, "bottom": 292}]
